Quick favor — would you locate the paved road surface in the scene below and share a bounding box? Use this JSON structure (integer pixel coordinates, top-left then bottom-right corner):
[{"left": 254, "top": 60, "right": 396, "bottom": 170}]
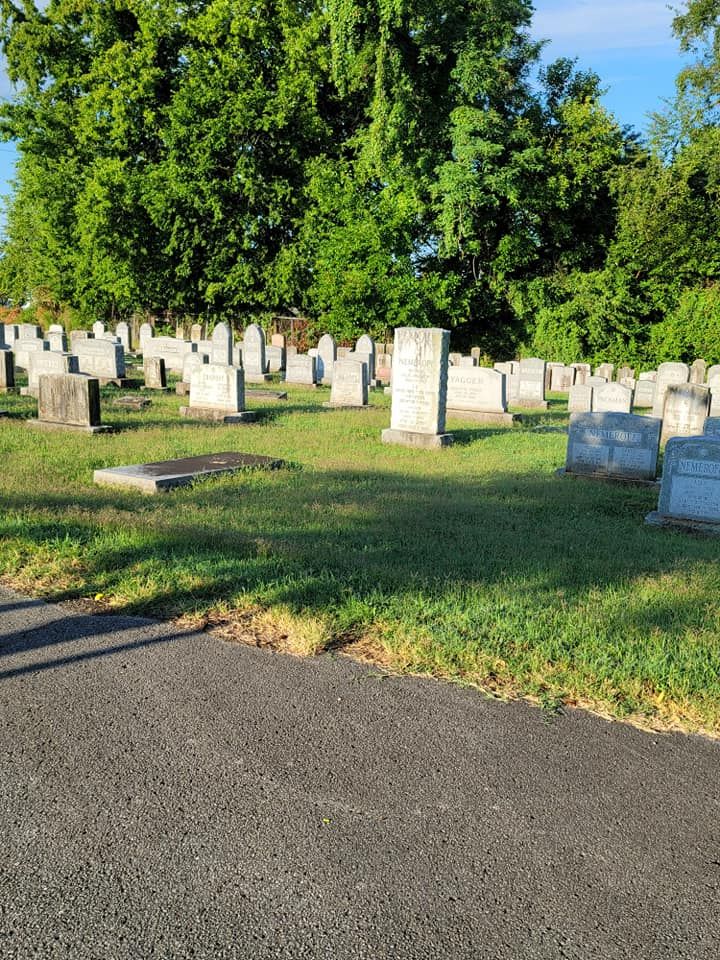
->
[{"left": 1, "top": 586, "right": 718, "bottom": 959}]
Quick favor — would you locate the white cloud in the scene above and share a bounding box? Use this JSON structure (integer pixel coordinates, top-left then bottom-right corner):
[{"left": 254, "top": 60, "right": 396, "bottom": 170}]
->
[{"left": 532, "top": 0, "right": 677, "bottom": 53}]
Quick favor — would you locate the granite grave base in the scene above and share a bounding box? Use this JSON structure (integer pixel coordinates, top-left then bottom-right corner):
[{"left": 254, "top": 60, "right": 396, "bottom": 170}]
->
[
  {"left": 381, "top": 428, "right": 453, "bottom": 449},
  {"left": 27, "top": 419, "right": 113, "bottom": 434},
  {"left": 513, "top": 399, "right": 549, "bottom": 410},
  {"left": 446, "top": 409, "right": 520, "bottom": 426},
  {"left": 94, "top": 452, "right": 284, "bottom": 493},
  {"left": 180, "top": 405, "right": 257, "bottom": 423},
  {"left": 246, "top": 389, "right": 288, "bottom": 401},
  {"left": 557, "top": 467, "right": 659, "bottom": 488},
  {"left": 645, "top": 511, "right": 720, "bottom": 535}
]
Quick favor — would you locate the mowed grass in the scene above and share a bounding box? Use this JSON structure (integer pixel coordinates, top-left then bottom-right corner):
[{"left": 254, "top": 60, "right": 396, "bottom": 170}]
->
[{"left": 2, "top": 371, "right": 719, "bottom": 735}]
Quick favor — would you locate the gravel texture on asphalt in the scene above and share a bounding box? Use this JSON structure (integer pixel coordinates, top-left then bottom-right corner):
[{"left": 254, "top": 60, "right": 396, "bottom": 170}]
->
[{"left": 1, "top": 585, "right": 718, "bottom": 959}]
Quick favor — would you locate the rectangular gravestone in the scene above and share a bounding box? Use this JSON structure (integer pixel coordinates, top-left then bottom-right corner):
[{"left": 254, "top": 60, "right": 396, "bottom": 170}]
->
[
  {"left": 564, "top": 412, "right": 661, "bottom": 482},
  {"left": 242, "top": 324, "right": 271, "bottom": 381},
  {"left": 317, "top": 334, "right": 337, "bottom": 384},
  {"left": 516, "top": 358, "right": 547, "bottom": 409},
  {"left": 180, "top": 363, "right": 255, "bottom": 422},
  {"left": 595, "top": 363, "right": 614, "bottom": 380},
  {"left": 73, "top": 339, "right": 127, "bottom": 383},
  {"left": 324, "top": 359, "right": 368, "bottom": 408},
  {"left": 94, "top": 452, "right": 284, "bottom": 494},
  {"left": 550, "top": 366, "right": 575, "bottom": 392},
  {"left": 47, "top": 330, "right": 68, "bottom": 352},
  {"left": 592, "top": 382, "right": 633, "bottom": 414},
  {"left": 143, "top": 356, "right": 168, "bottom": 390},
  {"left": 285, "top": 354, "right": 317, "bottom": 386},
  {"left": 142, "top": 336, "right": 196, "bottom": 373},
  {"left": 266, "top": 345, "right": 285, "bottom": 373},
  {"left": 652, "top": 362, "right": 690, "bottom": 418},
  {"left": 633, "top": 379, "right": 655, "bottom": 408},
  {"left": 0, "top": 349, "right": 15, "bottom": 392},
  {"left": 646, "top": 436, "right": 720, "bottom": 531},
  {"left": 704, "top": 418, "right": 720, "bottom": 437},
  {"left": 28, "top": 374, "right": 110, "bottom": 433},
  {"left": 176, "top": 352, "right": 208, "bottom": 395},
  {"left": 568, "top": 384, "right": 593, "bottom": 413},
  {"left": 381, "top": 327, "right": 452, "bottom": 448},
  {"left": 446, "top": 367, "right": 517, "bottom": 425},
  {"left": 24, "top": 350, "right": 79, "bottom": 396},
  {"left": 571, "top": 363, "right": 591, "bottom": 385},
  {"left": 661, "top": 383, "right": 709, "bottom": 443},
  {"left": 14, "top": 338, "right": 49, "bottom": 371},
  {"left": 210, "top": 322, "right": 233, "bottom": 366}
]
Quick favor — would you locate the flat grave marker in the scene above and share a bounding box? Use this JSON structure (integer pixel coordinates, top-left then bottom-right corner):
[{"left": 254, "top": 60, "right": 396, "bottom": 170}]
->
[{"left": 94, "top": 452, "right": 284, "bottom": 494}]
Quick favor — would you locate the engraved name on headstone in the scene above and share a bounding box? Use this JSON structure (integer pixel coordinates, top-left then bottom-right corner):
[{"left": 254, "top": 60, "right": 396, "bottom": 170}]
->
[{"left": 566, "top": 412, "right": 661, "bottom": 482}]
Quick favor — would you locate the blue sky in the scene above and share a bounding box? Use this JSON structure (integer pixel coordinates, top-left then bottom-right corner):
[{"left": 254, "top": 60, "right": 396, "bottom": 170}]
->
[{"left": 0, "top": 1, "right": 686, "bottom": 208}]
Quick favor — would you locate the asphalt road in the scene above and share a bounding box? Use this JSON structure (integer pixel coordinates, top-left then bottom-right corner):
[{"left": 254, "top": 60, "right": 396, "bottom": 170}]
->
[{"left": 1, "top": 585, "right": 718, "bottom": 959}]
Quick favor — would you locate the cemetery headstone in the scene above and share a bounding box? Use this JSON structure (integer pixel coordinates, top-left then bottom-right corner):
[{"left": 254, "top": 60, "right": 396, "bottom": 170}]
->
[
  {"left": 14, "top": 338, "right": 49, "bottom": 371},
  {"left": 690, "top": 359, "right": 707, "bottom": 385},
  {"left": 661, "top": 383, "right": 710, "bottom": 443},
  {"left": 638, "top": 371, "right": 657, "bottom": 381},
  {"left": 449, "top": 352, "right": 463, "bottom": 366},
  {"left": 565, "top": 412, "right": 661, "bottom": 483},
  {"left": 595, "top": 363, "right": 614, "bottom": 380},
  {"left": 73, "top": 339, "right": 127, "bottom": 383},
  {"left": 180, "top": 363, "right": 256, "bottom": 422},
  {"left": 266, "top": 345, "right": 285, "bottom": 373},
  {"left": 24, "top": 350, "right": 79, "bottom": 397},
  {"left": 139, "top": 322, "right": 153, "bottom": 351},
  {"left": 586, "top": 375, "right": 608, "bottom": 387},
  {"left": 47, "top": 330, "right": 68, "bottom": 353},
  {"left": 646, "top": 435, "right": 720, "bottom": 531},
  {"left": 211, "top": 322, "right": 233, "bottom": 366},
  {"left": 242, "top": 324, "right": 271, "bottom": 381},
  {"left": 633, "top": 380, "right": 656, "bottom": 409},
  {"left": 355, "top": 335, "right": 376, "bottom": 381},
  {"left": 592, "top": 382, "right": 633, "bottom": 414},
  {"left": 28, "top": 373, "right": 109, "bottom": 433},
  {"left": 176, "top": 352, "right": 208, "bottom": 396},
  {"left": 381, "top": 327, "right": 453, "bottom": 448},
  {"left": 550, "top": 365, "right": 575, "bottom": 392},
  {"left": 568, "top": 384, "right": 593, "bottom": 413},
  {"left": 458, "top": 356, "right": 477, "bottom": 368},
  {"left": 616, "top": 366, "right": 635, "bottom": 382},
  {"left": 284, "top": 354, "right": 316, "bottom": 385},
  {"left": 324, "top": 360, "right": 368, "bottom": 408},
  {"left": 703, "top": 418, "right": 720, "bottom": 437},
  {"left": 571, "top": 363, "right": 591, "bottom": 385},
  {"left": 446, "top": 367, "right": 516, "bottom": 425},
  {"left": 142, "top": 336, "right": 196, "bottom": 373},
  {"left": 92, "top": 321, "right": 106, "bottom": 338},
  {"left": 317, "top": 334, "right": 337, "bottom": 384},
  {"left": 470, "top": 347, "right": 481, "bottom": 362},
  {"left": 116, "top": 321, "right": 131, "bottom": 353},
  {"left": 516, "top": 358, "right": 547, "bottom": 409},
  {"left": 143, "top": 356, "right": 167, "bottom": 390},
  {"left": 652, "top": 362, "right": 690, "bottom": 419},
  {"left": 190, "top": 323, "right": 203, "bottom": 343},
  {"left": 0, "top": 350, "right": 15, "bottom": 392}
]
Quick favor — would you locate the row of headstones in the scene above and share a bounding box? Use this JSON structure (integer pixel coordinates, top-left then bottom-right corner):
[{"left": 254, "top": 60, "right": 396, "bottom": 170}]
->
[{"left": 564, "top": 412, "right": 720, "bottom": 529}]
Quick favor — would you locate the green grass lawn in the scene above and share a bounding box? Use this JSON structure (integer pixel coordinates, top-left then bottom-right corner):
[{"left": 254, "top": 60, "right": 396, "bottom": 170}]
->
[{"left": 2, "top": 374, "right": 719, "bottom": 735}]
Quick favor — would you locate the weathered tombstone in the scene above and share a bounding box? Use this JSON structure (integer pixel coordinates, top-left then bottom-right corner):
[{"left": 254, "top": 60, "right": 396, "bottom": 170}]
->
[
  {"left": 355, "top": 335, "right": 376, "bottom": 381},
  {"left": 176, "top": 352, "right": 208, "bottom": 396},
  {"left": 646, "top": 435, "right": 720, "bottom": 530},
  {"left": 266, "top": 345, "right": 285, "bottom": 373},
  {"left": 446, "top": 367, "right": 516, "bottom": 425},
  {"left": 143, "top": 356, "right": 167, "bottom": 390},
  {"left": 616, "top": 366, "right": 635, "bottom": 382},
  {"left": 284, "top": 354, "right": 317, "bottom": 385},
  {"left": 2, "top": 324, "right": 19, "bottom": 348},
  {"left": 46, "top": 330, "right": 68, "bottom": 353},
  {"left": 0, "top": 350, "right": 15, "bottom": 392},
  {"left": 242, "top": 324, "right": 271, "bottom": 381},
  {"left": 116, "top": 321, "right": 131, "bottom": 353},
  {"left": 516, "top": 358, "right": 547, "bottom": 409},
  {"left": 92, "top": 321, "right": 106, "bottom": 338},
  {"left": 375, "top": 352, "right": 392, "bottom": 384},
  {"left": 180, "top": 363, "right": 256, "bottom": 422},
  {"left": 545, "top": 362, "right": 564, "bottom": 392},
  {"left": 690, "top": 359, "right": 707, "bottom": 385},
  {"left": 449, "top": 352, "right": 463, "bottom": 367},
  {"left": 14, "top": 338, "right": 49, "bottom": 371},
  {"left": 703, "top": 418, "right": 720, "bottom": 437},
  {"left": 592, "top": 382, "right": 633, "bottom": 414},
  {"left": 565, "top": 412, "right": 661, "bottom": 482},
  {"left": 633, "top": 380, "right": 656, "bottom": 409},
  {"left": 568, "top": 384, "right": 593, "bottom": 413},
  {"left": 142, "top": 336, "right": 195, "bottom": 373},
  {"left": 324, "top": 360, "right": 368, "bottom": 408},
  {"left": 707, "top": 367, "right": 720, "bottom": 416},
  {"left": 190, "top": 323, "right": 203, "bottom": 343},
  {"left": 638, "top": 371, "right": 657, "bottom": 381},
  {"left": 139, "top": 322, "right": 153, "bottom": 351},
  {"left": 595, "top": 363, "right": 614, "bottom": 380},
  {"left": 317, "top": 334, "right": 337, "bottom": 384},
  {"left": 211, "top": 322, "right": 233, "bottom": 366},
  {"left": 28, "top": 374, "right": 109, "bottom": 433},
  {"left": 286, "top": 344, "right": 298, "bottom": 358},
  {"left": 571, "top": 363, "right": 591, "bottom": 385},
  {"left": 24, "top": 350, "right": 79, "bottom": 397},
  {"left": 550, "top": 365, "right": 575, "bottom": 392},
  {"left": 271, "top": 333, "right": 286, "bottom": 348},
  {"left": 661, "top": 383, "right": 710, "bottom": 443},
  {"left": 586, "top": 375, "right": 608, "bottom": 387},
  {"left": 381, "top": 327, "right": 453, "bottom": 448},
  {"left": 69, "top": 330, "right": 91, "bottom": 351},
  {"left": 458, "top": 356, "right": 477, "bottom": 368},
  {"left": 73, "top": 339, "right": 126, "bottom": 382},
  {"left": 19, "top": 323, "right": 42, "bottom": 340},
  {"left": 470, "top": 347, "right": 481, "bottom": 362},
  {"left": 652, "top": 362, "right": 690, "bottom": 418}
]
